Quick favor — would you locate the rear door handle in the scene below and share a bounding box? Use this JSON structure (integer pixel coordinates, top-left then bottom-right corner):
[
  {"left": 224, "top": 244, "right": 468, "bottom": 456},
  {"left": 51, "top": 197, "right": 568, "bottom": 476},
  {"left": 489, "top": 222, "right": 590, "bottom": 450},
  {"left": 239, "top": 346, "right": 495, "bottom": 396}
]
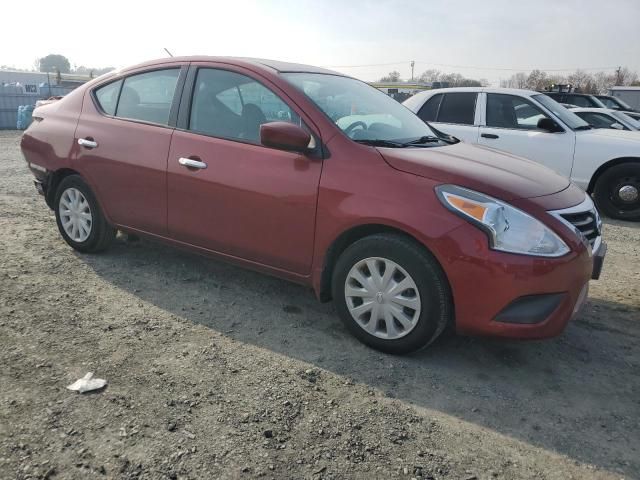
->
[
  {"left": 178, "top": 157, "right": 207, "bottom": 170},
  {"left": 78, "top": 138, "right": 98, "bottom": 149},
  {"left": 481, "top": 133, "right": 499, "bottom": 139}
]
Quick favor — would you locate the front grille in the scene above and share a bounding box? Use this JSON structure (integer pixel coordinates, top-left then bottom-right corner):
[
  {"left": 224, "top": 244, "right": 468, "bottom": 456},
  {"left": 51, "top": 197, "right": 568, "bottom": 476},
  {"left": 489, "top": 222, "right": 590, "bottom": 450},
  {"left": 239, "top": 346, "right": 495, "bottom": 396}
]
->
[{"left": 560, "top": 210, "right": 599, "bottom": 247}]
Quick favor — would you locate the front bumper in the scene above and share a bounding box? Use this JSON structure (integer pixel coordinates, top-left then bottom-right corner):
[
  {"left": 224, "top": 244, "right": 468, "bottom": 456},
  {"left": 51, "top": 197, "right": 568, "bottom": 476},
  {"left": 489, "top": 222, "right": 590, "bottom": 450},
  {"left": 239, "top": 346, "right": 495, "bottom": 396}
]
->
[{"left": 439, "top": 223, "right": 595, "bottom": 340}]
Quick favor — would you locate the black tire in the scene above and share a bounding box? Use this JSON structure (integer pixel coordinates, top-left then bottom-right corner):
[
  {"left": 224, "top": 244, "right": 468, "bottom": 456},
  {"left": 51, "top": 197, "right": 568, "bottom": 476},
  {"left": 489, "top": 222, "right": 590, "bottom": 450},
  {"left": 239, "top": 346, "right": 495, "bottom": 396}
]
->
[
  {"left": 593, "top": 162, "right": 640, "bottom": 221},
  {"left": 331, "top": 233, "right": 453, "bottom": 355},
  {"left": 54, "top": 175, "right": 116, "bottom": 253}
]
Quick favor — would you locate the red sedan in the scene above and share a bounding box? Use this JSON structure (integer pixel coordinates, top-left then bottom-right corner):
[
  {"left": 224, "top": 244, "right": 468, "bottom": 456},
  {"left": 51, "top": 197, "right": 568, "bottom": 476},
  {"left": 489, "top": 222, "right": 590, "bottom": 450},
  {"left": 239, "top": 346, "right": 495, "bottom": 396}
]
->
[{"left": 21, "top": 57, "right": 605, "bottom": 354}]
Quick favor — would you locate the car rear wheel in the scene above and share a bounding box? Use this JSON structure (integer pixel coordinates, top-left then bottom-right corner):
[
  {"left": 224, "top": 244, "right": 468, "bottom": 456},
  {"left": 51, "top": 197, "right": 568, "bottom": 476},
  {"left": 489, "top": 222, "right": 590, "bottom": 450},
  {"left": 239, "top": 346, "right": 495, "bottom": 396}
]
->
[
  {"left": 54, "top": 175, "right": 116, "bottom": 253},
  {"left": 593, "top": 163, "right": 640, "bottom": 221},
  {"left": 332, "top": 233, "right": 452, "bottom": 354}
]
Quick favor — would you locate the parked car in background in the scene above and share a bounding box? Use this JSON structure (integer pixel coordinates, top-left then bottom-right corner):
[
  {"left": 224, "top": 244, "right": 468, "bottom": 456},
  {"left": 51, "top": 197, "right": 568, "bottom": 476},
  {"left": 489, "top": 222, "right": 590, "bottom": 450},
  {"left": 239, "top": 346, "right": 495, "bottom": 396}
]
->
[
  {"left": 21, "top": 57, "right": 605, "bottom": 354},
  {"left": 404, "top": 87, "right": 640, "bottom": 220},
  {"left": 571, "top": 107, "right": 640, "bottom": 131},
  {"left": 595, "top": 94, "right": 639, "bottom": 113},
  {"left": 542, "top": 91, "right": 607, "bottom": 108}
]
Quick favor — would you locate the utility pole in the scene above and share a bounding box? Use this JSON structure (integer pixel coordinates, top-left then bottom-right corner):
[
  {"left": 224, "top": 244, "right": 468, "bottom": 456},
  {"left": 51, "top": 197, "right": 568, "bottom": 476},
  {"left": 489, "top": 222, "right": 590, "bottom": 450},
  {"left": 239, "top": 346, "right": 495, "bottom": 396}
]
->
[
  {"left": 410, "top": 60, "right": 415, "bottom": 82},
  {"left": 615, "top": 66, "right": 622, "bottom": 86}
]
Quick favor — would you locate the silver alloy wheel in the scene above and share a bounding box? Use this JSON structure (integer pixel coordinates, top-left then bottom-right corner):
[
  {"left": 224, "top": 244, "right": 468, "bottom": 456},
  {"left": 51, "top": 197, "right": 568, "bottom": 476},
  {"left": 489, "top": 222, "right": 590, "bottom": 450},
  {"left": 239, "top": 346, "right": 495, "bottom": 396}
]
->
[
  {"left": 618, "top": 184, "right": 639, "bottom": 203},
  {"left": 344, "top": 257, "right": 422, "bottom": 340},
  {"left": 59, "top": 187, "right": 92, "bottom": 243}
]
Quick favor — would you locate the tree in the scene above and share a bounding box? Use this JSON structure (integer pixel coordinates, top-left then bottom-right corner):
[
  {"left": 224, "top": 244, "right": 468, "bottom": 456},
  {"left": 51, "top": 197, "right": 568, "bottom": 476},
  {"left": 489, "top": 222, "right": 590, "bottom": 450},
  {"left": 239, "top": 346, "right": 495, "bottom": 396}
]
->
[
  {"left": 525, "top": 69, "right": 548, "bottom": 91},
  {"left": 418, "top": 69, "right": 442, "bottom": 83},
  {"left": 72, "top": 65, "right": 115, "bottom": 77},
  {"left": 39, "top": 54, "right": 71, "bottom": 73},
  {"left": 378, "top": 71, "right": 402, "bottom": 82}
]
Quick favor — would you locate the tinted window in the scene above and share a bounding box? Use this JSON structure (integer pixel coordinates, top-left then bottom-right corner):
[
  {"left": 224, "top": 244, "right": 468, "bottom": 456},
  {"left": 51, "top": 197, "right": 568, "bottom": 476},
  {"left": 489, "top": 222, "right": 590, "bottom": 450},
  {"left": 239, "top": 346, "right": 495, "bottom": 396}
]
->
[
  {"left": 486, "top": 94, "right": 549, "bottom": 130},
  {"left": 544, "top": 92, "right": 564, "bottom": 103},
  {"left": 115, "top": 69, "right": 180, "bottom": 125},
  {"left": 436, "top": 93, "right": 476, "bottom": 125},
  {"left": 597, "top": 97, "right": 617, "bottom": 109},
  {"left": 417, "top": 94, "right": 443, "bottom": 122},
  {"left": 566, "top": 95, "right": 593, "bottom": 108},
  {"left": 190, "top": 69, "right": 299, "bottom": 142},
  {"left": 94, "top": 80, "right": 122, "bottom": 116}
]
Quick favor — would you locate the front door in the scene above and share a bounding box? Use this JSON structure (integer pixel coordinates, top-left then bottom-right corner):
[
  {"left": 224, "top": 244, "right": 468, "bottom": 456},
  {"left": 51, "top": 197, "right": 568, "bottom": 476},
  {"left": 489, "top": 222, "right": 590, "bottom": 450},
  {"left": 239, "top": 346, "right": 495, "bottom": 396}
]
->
[
  {"left": 477, "top": 93, "right": 575, "bottom": 177},
  {"left": 167, "top": 66, "right": 322, "bottom": 275}
]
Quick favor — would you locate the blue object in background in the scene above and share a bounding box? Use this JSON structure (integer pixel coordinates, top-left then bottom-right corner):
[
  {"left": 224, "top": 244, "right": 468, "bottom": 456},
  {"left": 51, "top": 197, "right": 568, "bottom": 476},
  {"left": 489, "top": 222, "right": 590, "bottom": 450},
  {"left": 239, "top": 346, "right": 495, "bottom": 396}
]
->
[{"left": 16, "top": 105, "right": 35, "bottom": 130}]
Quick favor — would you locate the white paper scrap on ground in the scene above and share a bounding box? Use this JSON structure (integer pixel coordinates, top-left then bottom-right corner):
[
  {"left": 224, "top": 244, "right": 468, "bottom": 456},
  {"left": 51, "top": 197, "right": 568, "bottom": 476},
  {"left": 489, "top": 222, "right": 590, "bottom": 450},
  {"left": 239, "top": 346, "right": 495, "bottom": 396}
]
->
[{"left": 66, "top": 372, "right": 107, "bottom": 393}]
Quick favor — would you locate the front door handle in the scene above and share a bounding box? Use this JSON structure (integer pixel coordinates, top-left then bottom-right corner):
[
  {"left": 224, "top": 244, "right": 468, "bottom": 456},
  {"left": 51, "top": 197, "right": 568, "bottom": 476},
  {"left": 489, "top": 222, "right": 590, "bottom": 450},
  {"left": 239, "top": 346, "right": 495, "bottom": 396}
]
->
[
  {"left": 481, "top": 133, "right": 499, "bottom": 139},
  {"left": 78, "top": 138, "right": 98, "bottom": 149},
  {"left": 178, "top": 157, "right": 207, "bottom": 170}
]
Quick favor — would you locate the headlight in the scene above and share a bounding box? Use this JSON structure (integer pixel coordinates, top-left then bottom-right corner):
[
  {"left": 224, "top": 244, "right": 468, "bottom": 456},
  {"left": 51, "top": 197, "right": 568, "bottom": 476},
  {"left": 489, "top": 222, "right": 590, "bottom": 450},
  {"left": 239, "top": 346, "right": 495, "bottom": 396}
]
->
[{"left": 436, "top": 185, "right": 569, "bottom": 257}]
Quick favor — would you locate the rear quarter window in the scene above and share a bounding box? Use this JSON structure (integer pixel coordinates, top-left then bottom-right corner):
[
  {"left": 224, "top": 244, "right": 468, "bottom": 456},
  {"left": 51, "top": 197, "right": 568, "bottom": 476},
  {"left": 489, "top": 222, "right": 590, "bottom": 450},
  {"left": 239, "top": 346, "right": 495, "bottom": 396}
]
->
[
  {"left": 94, "top": 80, "right": 122, "bottom": 116},
  {"left": 417, "top": 93, "right": 442, "bottom": 122}
]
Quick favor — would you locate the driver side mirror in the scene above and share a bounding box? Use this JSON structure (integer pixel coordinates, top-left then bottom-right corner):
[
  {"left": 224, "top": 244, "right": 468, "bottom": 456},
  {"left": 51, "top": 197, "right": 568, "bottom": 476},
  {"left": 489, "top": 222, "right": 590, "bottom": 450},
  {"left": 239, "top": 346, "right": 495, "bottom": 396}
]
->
[
  {"left": 260, "top": 122, "right": 313, "bottom": 153},
  {"left": 537, "top": 117, "right": 563, "bottom": 133},
  {"left": 611, "top": 122, "right": 625, "bottom": 130}
]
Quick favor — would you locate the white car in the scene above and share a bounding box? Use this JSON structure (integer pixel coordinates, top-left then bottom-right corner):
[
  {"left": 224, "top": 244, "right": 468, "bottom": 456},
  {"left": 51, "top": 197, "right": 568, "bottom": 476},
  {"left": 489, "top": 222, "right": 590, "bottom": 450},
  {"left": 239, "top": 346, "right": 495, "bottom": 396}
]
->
[
  {"left": 403, "top": 88, "right": 640, "bottom": 220},
  {"left": 569, "top": 107, "right": 640, "bottom": 132}
]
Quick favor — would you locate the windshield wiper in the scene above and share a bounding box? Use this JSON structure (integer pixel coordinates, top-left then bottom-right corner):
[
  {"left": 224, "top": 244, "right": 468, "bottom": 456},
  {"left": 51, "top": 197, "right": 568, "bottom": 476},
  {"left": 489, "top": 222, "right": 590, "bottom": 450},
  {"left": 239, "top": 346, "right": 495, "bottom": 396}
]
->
[
  {"left": 354, "top": 139, "right": 408, "bottom": 148},
  {"left": 403, "top": 135, "right": 444, "bottom": 145},
  {"left": 575, "top": 125, "right": 593, "bottom": 131}
]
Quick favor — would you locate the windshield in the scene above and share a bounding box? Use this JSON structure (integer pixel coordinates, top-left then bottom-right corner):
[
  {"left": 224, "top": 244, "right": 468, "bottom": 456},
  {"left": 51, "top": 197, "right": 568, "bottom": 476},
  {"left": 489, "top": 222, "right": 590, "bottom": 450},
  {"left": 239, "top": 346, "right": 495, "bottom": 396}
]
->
[
  {"left": 612, "top": 110, "right": 640, "bottom": 129},
  {"left": 282, "top": 73, "right": 441, "bottom": 144},
  {"left": 533, "top": 94, "right": 591, "bottom": 130},
  {"left": 599, "top": 95, "right": 632, "bottom": 110}
]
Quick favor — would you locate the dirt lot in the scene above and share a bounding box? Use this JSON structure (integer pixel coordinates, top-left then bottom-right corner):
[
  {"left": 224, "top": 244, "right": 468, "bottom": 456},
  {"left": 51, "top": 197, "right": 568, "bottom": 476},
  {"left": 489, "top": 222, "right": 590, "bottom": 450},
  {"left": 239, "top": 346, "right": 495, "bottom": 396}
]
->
[{"left": 0, "top": 130, "right": 639, "bottom": 480}]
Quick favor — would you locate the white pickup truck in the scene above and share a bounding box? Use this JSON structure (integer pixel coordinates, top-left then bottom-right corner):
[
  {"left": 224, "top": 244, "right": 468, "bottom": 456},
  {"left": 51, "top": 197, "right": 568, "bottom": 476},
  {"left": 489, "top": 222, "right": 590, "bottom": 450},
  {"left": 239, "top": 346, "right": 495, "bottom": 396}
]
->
[{"left": 403, "top": 88, "right": 640, "bottom": 220}]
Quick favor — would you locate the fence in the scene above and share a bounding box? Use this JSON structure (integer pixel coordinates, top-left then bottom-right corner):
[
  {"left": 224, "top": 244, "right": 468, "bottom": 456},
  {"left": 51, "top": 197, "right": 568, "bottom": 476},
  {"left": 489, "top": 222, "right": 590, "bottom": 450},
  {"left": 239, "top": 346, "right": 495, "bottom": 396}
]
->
[{"left": 0, "top": 84, "right": 76, "bottom": 129}]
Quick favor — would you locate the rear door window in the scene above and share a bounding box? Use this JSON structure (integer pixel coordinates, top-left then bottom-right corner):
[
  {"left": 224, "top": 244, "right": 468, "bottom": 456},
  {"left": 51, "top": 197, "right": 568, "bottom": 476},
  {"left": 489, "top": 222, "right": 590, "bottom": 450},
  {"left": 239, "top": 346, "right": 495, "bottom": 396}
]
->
[
  {"left": 94, "top": 80, "right": 122, "bottom": 116},
  {"left": 115, "top": 69, "right": 180, "bottom": 125},
  {"left": 436, "top": 93, "right": 477, "bottom": 125},
  {"left": 417, "top": 93, "right": 443, "bottom": 122}
]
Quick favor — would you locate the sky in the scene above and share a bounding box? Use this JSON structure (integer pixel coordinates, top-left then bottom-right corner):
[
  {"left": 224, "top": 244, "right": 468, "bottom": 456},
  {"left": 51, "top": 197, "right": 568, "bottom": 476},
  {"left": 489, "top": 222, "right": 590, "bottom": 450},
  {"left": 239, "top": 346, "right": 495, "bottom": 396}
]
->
[{"left": 1, "top": 0, "right": 638, "bottom": 85}]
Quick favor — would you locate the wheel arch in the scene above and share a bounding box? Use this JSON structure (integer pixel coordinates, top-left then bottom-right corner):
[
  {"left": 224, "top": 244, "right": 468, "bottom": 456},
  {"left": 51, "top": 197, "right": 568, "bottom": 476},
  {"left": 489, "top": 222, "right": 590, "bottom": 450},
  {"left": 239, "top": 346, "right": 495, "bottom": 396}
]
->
[
  {"left": 46, "top": 168, "right": 82, "bottom": 209},
  {"left": 317, "top": 223, "right": 449, "bottom": 303},
  {"left": 587, "top": 157, "right": 640, "bottom": 193}
]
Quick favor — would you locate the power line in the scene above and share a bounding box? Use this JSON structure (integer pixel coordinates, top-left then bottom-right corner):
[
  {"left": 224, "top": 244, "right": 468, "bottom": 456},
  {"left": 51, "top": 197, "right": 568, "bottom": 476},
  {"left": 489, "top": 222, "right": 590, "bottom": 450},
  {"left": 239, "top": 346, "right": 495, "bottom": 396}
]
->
[{"left": 326, "top": 60, "right": 619, "bottom": 72}]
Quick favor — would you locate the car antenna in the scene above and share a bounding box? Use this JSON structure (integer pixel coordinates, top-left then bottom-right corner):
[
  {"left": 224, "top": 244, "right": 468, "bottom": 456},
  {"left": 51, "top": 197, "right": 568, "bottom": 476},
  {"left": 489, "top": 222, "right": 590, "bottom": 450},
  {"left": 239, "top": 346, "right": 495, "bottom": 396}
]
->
[{"left": 164, "top": 48, "right": 174, "bottom": 57}]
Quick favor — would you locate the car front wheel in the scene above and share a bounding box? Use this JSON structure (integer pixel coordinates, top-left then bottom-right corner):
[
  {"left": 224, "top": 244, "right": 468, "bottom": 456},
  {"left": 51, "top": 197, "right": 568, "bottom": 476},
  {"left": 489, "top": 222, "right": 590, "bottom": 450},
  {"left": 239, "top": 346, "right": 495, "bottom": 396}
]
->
[
  {"left": 54, "top": 175, "right": 116, "bottom": 253},
  {"left": 593, "top": 162, "right": 640, "bottom": 221},
  {"left": 332, "top": 233, "right": 452, "bottom": 354}
]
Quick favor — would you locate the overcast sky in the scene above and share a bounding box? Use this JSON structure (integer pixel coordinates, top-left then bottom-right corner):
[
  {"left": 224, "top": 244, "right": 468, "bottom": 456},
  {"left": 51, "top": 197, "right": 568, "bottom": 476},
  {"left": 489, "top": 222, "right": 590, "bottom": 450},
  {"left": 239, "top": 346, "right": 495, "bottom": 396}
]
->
[{"left": 1, "top": 0, "right": 638, "bottom": 85}]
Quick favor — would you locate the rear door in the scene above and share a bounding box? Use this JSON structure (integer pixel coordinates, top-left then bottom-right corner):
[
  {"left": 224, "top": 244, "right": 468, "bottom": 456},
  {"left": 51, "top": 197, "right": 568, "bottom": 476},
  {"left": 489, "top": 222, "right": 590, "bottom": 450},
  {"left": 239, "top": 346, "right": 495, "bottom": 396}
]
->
[
  {"left": 166, "top": 64, "right": 323, "bottom": 275},
  {"left": 416, "top": 92, "right": 480, "bottom": 143},
  {"left": 74, "top": 65, "right": 186, "bottom": 235},
  {"left": 477, "top": 93, "right": 575, "bottom": 177}
]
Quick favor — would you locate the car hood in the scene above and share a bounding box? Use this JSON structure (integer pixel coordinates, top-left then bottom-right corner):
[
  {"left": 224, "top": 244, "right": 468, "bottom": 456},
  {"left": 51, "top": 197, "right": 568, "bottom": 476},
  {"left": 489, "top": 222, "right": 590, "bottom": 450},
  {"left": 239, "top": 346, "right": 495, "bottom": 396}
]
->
[
  {"left": 579, "top": 127, "right": 640, "bottom": 143},
  {"left": 378, "top": 142, "right": 570, "bottom": 201}
]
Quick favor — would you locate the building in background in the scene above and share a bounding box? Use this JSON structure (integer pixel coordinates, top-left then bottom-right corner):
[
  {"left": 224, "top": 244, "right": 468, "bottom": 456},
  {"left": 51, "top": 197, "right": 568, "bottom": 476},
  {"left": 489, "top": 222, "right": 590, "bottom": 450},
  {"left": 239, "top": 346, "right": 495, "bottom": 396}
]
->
[
  {"left": 609, "top": 86, "right": 640, "bottom": 110},
  {"left": 0, "top": 70, "right": 92, "bottom": 129}
]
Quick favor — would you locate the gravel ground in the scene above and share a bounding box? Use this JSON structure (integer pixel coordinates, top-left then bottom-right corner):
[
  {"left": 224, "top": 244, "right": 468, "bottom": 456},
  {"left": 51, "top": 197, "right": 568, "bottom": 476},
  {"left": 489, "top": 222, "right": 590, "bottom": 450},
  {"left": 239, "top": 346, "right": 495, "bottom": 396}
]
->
[{"left": 1, "top": 130, "right": 639, "bottom": 480}]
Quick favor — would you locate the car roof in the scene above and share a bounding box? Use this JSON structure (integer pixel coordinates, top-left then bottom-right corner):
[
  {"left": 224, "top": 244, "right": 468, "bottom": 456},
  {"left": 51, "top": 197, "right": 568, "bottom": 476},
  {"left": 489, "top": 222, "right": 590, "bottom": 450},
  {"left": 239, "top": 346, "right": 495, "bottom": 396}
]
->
[
  {"left": 570, "top": 107, "right": 617, "bottom": 114},
  {"left": 419, "top": 87, "right": 541, "bottom": 97},
  {"left": 118, "top": 56, "right": 344, "bottom": 76}
]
